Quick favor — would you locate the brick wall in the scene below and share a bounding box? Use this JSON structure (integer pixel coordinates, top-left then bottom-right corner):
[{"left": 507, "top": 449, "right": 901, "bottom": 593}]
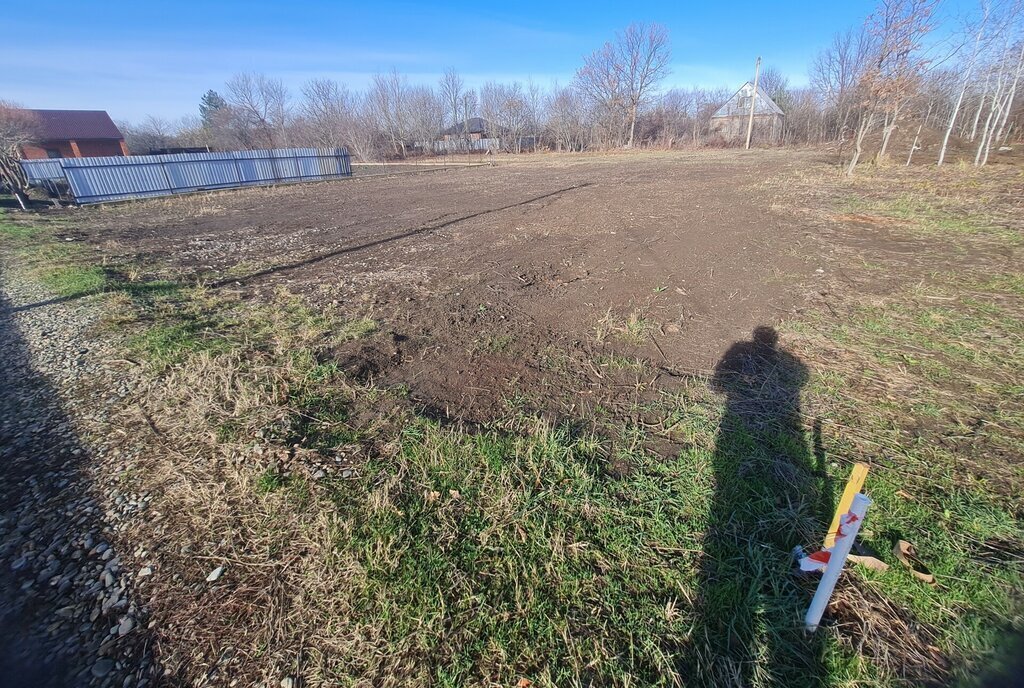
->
[{"left": 21, "top": 139, "right": 128, "bottom": 160}]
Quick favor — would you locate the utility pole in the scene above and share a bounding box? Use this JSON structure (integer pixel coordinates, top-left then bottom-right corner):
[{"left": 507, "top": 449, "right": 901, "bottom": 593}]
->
[{"left": 745, "top": 56, "right": 762, "bottom": 150}]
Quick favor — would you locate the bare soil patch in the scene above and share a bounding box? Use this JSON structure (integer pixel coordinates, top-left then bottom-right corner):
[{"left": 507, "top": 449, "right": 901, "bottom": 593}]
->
[{"left": 70, "top": 150, "right": 834, "bottom": 420}]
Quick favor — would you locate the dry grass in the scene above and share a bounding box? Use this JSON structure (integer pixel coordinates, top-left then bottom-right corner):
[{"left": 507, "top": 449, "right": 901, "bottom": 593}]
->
[
  {"left": 830, "top": 578, "right": 950, "bottom": 685},
  {"left": 594, "top": 307, "right": 655, "bottom": 345},
  {"left": 111, "top": 298, "right": 394, "bottom": 684}
]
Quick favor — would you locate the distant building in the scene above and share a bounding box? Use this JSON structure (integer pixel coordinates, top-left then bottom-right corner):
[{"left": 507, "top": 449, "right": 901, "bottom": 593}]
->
[
  {"left": 19, "top": 109, "right": 129, "bottom": 159},
  {"left": 709, "top": 82, "right": 785, "bottom": 144},
  {"left": 440, "top": 117, "right": 491, "bottom": 141}
]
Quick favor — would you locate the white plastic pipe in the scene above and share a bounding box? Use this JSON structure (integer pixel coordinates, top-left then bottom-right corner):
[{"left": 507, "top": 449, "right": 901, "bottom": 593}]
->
[{"left": 805, "top": 492, "right": 872, "bottom": 631}]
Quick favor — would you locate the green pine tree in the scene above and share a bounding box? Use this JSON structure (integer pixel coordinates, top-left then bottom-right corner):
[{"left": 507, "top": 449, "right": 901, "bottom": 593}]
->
[{"left": 199, "top": 90, "right": 228, "bottom": 127}]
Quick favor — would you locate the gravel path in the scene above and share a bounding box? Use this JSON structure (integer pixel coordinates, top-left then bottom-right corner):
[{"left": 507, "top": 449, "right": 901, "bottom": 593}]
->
[{"left": 0, "top": 264, "right": 159, "bottom": 688}]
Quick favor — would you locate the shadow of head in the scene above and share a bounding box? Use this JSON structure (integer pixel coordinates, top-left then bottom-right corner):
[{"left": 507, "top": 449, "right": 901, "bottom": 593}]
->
[
  {"left": 752, "top": 324, "right": 779, "bottom": 349},
  {"left": 714, "top": 325, "right": 797, "bottom": 375},
  {"left": 712, "top": 325, "right": 808, "bottom": 419}
]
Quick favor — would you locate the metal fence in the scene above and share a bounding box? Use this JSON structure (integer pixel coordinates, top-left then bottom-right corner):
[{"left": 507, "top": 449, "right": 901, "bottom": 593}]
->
[
  {"left": 20, "top": 159, "right": 65, "bottom": 183},
  {"left": 20, "top": 147, "right": 352, "bottom": 204},
  {"left": 427, "top": 138, "right": 501, "bottom": 153}
]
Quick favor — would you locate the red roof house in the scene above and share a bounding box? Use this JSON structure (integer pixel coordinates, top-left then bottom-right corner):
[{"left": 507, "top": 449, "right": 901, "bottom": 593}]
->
[{"left": 19, "top": 109, "right": 129, "bottom": 159}]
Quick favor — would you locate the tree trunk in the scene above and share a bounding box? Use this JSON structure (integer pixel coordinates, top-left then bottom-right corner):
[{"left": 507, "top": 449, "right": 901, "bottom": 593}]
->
[
  {"left": 969, "top": 75, "right": 990, "bottom": 142},
  {"left": 975, "top": 100, "right": 999, "bottom": 165},
  {"left": 907, "top": 121, "right": 924, "bottom": 166},
  {"left": 627, "top": 105, "right": 638, "bottom": 148},
  {"left": 878, "top": 112, "right": 895, "bottom": 161},
  {"left": 976, "top": 61, "right": 1009, "bottom": 165},
  {"left": 0, "top": 153, "right": 31, "bottom": 210},
  {"left": 847, "top": 110, "right": 876, "bottom": 177},
  {"left": 939, "top": 80, "right": 970, "bottom": 165},
  {"left": 938, "top": 8, "right": 988, "bottom": 166},
  {"left": 994, "top": 42, "right": 1024, "bottom": 146}
]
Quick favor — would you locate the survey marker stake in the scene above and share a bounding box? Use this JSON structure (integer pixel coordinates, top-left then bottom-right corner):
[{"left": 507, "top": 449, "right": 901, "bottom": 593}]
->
[
  {"left": 825, "top": 462, "right": 869, "bottom": 548},
  {"left": 804, "top": 493, "right": 873, "bottom": 632}
]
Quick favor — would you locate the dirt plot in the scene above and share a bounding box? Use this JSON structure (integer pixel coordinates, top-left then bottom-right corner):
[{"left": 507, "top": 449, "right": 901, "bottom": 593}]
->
[{"left": 73, "top": 151, "right": 829, "bottom": 419}]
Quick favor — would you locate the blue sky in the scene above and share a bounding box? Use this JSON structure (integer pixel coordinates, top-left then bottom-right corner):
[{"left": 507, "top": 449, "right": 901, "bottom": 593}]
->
[{"left": 1, "top": 0, "right": 975, "bottom": 123}]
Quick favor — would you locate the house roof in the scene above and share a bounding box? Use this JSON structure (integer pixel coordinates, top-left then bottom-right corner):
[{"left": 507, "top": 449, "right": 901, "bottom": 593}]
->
[
  {"left": 25, "top": 109, "right": 124, "bottom": 141},
  {"left": 440, "top": 117, "right": 489, "bottom": 137},
  {"left": 711, "top": 82, "right": 785, "bottom": 119}
]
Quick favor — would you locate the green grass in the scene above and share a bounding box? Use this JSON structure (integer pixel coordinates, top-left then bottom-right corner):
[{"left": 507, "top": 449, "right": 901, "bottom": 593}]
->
[
  {"left": 594, "top": 352, "right": 647, "bottom": 371},
  {"left": 0, "top": 221, "right": 44, "bottom": 240},
  {"left": 596, "top": 308, "right": 655, "bottom": 345},
  {"left": 128, "top": 319, "right": 231, "bottom": 368},
  {"left": 838, "top": 193, "right": 1020, "bottom": 242},
  {"left": 1, "top": 214, "right": 102, "bottom": 296},
  {"left": 339, "top": 316, "right": 377, "bottom": 340},
  {"left": 326, "top": 417, "right": 720, "bottom": 685},
  {"left": 777, "top": 169, "right": 1024, "bottom": 685},
  {"left": 40, "top": 265, "right": 108, "bottom": 297},
  {"left": 473, "top": 333, "right": 514, "bottom": 353},
  {"left": 972, "top": 273, "right": 1024, "bottom": 296},
  {"left": 256, "top": 468, "right": 290, "bottom": 494}
]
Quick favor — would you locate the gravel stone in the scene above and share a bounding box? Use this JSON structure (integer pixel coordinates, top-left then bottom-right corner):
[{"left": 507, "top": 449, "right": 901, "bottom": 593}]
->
[
  {"left": 117, "top": 617, "right": 135, "bottom": 636},
  {"left": 91, "top": 658, "right": 115, "bottom": 678},
  {"left": 1, "top": 266, "right": 158, "bottom": 686}
]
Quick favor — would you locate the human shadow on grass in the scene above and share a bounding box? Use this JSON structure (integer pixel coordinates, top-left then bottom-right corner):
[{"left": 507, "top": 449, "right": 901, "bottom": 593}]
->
[{"left": 689, "top": 325, "right": 832, "bottom": 686}]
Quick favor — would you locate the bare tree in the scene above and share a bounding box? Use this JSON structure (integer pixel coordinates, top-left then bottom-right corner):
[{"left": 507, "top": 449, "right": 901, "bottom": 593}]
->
[
  {"left": 938, "top": 2, "right": 991, "bottom": 164},
  {"left": 175, "top": 115, "right": 212, "bottom": 149},
  {"left": 526, "top": 79, "right": 544, "bottom": 152},
  {"left": 693, "top": 87, "right": 731, "bottom": 143},
  {"left": 300, "top": 78, "right": 354, "bottom": 147},
  {"left": 290, "top": 80, "right": 382, "bottom": 160},
  {"left": 574, "top": 40, "right": 627, "bottom": 148},
  {"left": 784, "top": 88, "right": 828, "bottom": 144},
  {"left": 119, "top": 115, "right": 176, "bottom": 154},
  {"left": 758, "top": 66, "right": 791, "bottom": 106},
  {"left": 439, "top": 68, "right": 464, "bottom": 130},
  {"left": 846, "top": 0, "right": 937, "bottom": 175},
  {"left": 812, "top": 27, "right": 876, "bottom": 142},
  {"left": 993, "top": 43, "right": 1024, "bottom": 144},
  {"left": 0, "top": 101, "right": 38, "bottom": 209},
  {"left": 575, "top": 22, "right": 672, "bottom": 148},
  {"left": 345, "top": 94, "right": 381, "bottom": 161},
  {"left": 975, "top": 30, "right": 1024, "bottom": 164},
  {"left": 460, "top": 89, "right": 478, "bottom": 140},
  {"left": 225, "top": 72, "right": 290, "bottom": 148},
  {"left": 618, "top": 23, "right": 673, "bottom": 147},
  {"left": 368, "top": 69, "right": 410, "bottom": 157},
  {"left": 481, "top": 81, "right": 531, "bottom": 153},
  {"left": 545, "top": 84, "right": 587, "bottom": 151},
  {"left": 876, "top": 0, "right": 938, "bottom": 162},
  {"left": 648, "top": 88, "right": 695, "bottom": 147},
  {"left": 405, "top": 85, "right": 444, "bottom": 152}
]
